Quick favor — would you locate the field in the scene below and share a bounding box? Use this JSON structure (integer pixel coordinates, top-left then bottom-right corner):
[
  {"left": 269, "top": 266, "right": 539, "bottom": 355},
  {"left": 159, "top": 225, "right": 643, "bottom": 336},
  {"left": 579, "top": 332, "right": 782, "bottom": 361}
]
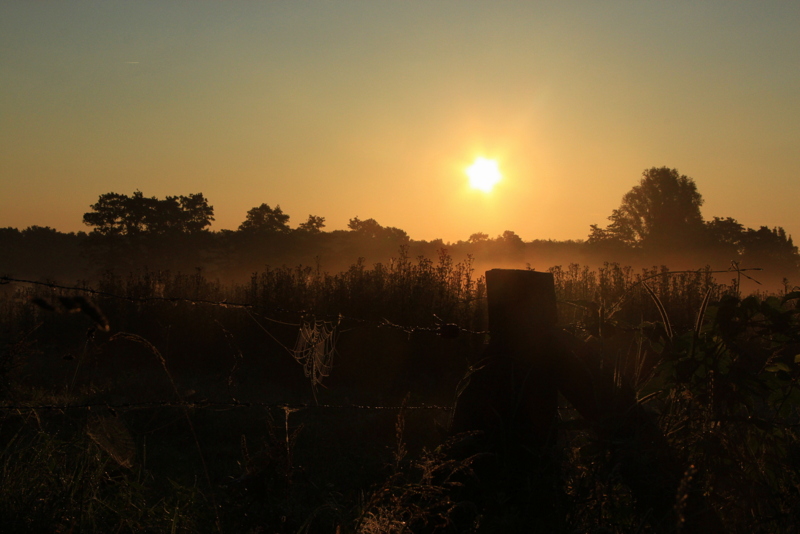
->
[{"left": 1, "top": 254, "right": 799, "bottom": 533}]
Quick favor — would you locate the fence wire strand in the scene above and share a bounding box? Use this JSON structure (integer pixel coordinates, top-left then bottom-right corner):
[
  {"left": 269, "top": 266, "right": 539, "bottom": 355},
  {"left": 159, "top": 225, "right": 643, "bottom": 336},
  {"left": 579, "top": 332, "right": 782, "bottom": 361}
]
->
[
  {"left": 1, "top": 275, "right": 490, "bottom": 336},
  {"left": 0, "top": 401, "right": 454, "bottom": 412}
]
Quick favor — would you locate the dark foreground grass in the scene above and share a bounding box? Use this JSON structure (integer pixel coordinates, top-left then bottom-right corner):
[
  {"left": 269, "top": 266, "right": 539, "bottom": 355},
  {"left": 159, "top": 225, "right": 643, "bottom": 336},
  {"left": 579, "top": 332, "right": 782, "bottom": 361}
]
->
[{"left": 1, "top": 256, "right": 799, "bottom": 532}]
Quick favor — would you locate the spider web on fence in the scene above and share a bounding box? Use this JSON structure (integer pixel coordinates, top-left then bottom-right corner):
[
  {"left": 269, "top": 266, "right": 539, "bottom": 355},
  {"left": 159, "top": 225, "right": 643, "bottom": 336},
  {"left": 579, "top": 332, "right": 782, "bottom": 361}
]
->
[
  {"left": 292, "top": 315, "right": 340, "bottom": 395},
  {"left": 86, "top": 414, "right": 135, "bottom": 469}
]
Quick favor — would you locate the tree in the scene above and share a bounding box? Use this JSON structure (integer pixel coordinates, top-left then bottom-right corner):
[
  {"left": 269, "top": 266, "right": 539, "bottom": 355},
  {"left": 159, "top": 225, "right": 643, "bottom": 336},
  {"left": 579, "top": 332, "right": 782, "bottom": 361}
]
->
[
  {"left": 498, "top": 230, "right": 524, "bottom": 247},
  {"left": 238, "top": 204, "right": 290, "bottom": 233},
  {"left": 469, "top": 232, "right": 489, "bottom": 244},
  {"left": 83, "top": 192, "right": 143, "bottom": 236},
  {"left": 589, "top": 167, "right": 705, "bottom": 250},
  {"left": 177, "top": 193, "right": 215, "bottom": 234},
  {"left": 83, "top": 191, "right": 214, "bottom": 236},
  {"left": 347, "top": 217, "right": 383, "bottom": 238},
  {"left": 348, "top": 217, "right": 408, "bottom": 242},
  {"left": 741, "top": 226, "right": 798, "bottom": 270},
  {"left": 297, "top": 215, "right": 326, "bottom": 233},
  {"left": 705, "top": 216, "right": 745, "bottom": 256},
  {"left": 146, "top": 194, "right": 214, "bottom": 234}
]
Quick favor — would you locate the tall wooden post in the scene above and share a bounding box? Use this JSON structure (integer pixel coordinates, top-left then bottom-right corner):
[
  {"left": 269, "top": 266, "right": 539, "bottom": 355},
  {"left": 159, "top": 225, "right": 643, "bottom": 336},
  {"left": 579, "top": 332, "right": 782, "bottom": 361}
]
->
[
  {"left": 485, "top": 268, "right": 558, "bottom": 443},
  {"left": 451, "top": 269, "right": 559, "bottom": 528}
]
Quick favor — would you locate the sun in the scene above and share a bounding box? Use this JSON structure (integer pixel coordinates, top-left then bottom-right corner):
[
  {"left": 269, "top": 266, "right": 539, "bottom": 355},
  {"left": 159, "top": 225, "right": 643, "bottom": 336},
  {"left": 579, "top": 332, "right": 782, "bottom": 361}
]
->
[{"left": 466, "top": 157, "right": 502, "bottom": 193}]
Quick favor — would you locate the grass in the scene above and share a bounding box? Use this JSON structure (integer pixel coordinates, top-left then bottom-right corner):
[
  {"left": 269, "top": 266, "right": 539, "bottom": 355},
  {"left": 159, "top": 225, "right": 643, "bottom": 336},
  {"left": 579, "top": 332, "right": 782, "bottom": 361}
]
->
[{"left": 1, "top": 253, "right": 798, "bottom": 532}]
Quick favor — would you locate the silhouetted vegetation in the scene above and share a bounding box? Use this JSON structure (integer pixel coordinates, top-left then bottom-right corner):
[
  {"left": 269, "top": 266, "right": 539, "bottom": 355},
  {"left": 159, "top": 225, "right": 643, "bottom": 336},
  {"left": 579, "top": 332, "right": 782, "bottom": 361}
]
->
[
  {"left": 589, "top": 167, "right": 705, "bottom": 251},
  {"left": 238, "top": 203, "right": 292, "bottom": 234},
  {"left": 83, "top": 191, "right": 214, "bottom": 236},
  {"left": 1, "top": 258, "right": 799, "bottom": 532},
  {"left": 3, "top": 169, "right": 797, "bottom": 293},
  {"left": 587, "top": 167, "right": 799, "bottom": 287},
  {"left": 1, "top": 168, "right": 799, "bottom": 531}
]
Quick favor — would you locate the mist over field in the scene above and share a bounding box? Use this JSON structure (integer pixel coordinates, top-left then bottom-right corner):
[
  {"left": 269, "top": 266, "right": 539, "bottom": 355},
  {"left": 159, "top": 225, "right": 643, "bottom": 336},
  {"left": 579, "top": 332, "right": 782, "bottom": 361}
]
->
[{"left": 2, "top": 167, "right": 797, "bottom": 297}]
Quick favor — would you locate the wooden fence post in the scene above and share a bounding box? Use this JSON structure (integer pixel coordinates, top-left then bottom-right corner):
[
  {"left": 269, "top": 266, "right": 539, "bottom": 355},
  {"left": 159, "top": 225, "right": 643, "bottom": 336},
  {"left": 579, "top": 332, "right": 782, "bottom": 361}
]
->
[
  {"left": 450, "top": 269, "right": 560, "bottom": 528},
  {"left": 452, "top": 268, "right": 558, "bottom": 437},
  {"left": 484, "top": 268, "right": 558, "bottom": 442}
]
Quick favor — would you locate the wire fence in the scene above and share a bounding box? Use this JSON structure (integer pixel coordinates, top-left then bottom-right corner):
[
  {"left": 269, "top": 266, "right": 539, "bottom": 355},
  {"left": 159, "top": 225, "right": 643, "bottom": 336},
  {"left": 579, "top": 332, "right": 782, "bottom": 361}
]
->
[
  {"left": 0, "top": 264, "right": 766, "bottom": 418},
  {"left": 0, "top": 274, "right": 491, "bottom": 336},
  {"left": 1, "top": 274, "right": 465, "bottom": 516},
  {"left": 0, "top": 401, "right": 454, "bottom": 413},
  {"left": 0, "top": 274, "right": 481, "bottom": 419}
]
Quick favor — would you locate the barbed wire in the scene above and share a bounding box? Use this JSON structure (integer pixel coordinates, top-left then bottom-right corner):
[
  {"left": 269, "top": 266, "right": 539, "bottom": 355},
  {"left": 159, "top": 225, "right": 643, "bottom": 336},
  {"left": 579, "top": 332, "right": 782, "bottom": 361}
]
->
[
  {"left": 1, "top": 275, "right": 490, "bottom": 337},
  {"left": 0, "top": 275, "right": 257, "bottom": 309},
  {"left": 0, "top": 262, "right": 763, "bottom": 346},
  {"left": 0, "top": 400, "right": 454, "bottom": 412},
  {"left": 1, "top": 275, "right": 487, "bottom": 414},
  {"left": 1, "top": 266, "right": 764, "bottom": 341},
  {"left": 2, "top": 264, "right": 764, "bottom": 336},
  {"left": 4, "top": 401, "right": 798, "bottom": 431},
  {"left": 0, "top": 267, "right": 786, "bottom": 434}
]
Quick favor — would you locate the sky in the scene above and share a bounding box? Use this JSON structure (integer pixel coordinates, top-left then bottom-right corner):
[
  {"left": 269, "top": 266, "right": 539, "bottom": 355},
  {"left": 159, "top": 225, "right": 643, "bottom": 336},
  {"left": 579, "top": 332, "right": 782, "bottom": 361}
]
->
[{"left": 1, "top": 1, "right": 798, "bottom": 244}]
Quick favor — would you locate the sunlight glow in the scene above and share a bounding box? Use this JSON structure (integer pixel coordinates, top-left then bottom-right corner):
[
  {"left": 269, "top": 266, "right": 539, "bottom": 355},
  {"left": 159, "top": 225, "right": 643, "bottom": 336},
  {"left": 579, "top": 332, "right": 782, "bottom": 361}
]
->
[{"left": 466, "top": 157, "right": 502, "bottom": 193}]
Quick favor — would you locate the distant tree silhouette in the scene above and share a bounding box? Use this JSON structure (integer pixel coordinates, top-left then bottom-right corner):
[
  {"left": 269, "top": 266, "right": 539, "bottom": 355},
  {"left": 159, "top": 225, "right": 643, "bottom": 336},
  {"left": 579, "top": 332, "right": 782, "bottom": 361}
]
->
[
  {"left": 175, "top": 193, "right": 215, "bottom": 234},
  {"left": 297, "top": 215, "right": 326, "bottom": 233},
  {"left": 741, "top": 226, "right": 798, "bottom": 272},
  {"left": 703, "top": 217, "right": 741, "bottom": 255},
  {"left": 0, "top": 227, "right": 22, "bottom": 247},
  {"left": 498, "top": 230, "right": 524, "bottom": 247},
  {"left": 706, "top": 217, "right": 745, "bottom": 253},
  {"left": 348, "top": 217, "right": 408, "bottom": 242},
  {"left": 238, "top": 204, "right": 290, "bottom": 233},
  {"left": 83, "top": 191, "right": 213, "bottom": 236},
  {"left": 347, "top": 217, "right": 381, "bottom": 237},
  {"left": 83, "top": 192, "right": 140, "bottom": 236},
  {"left": 703, "top": 217, "right": 798, "bottom": 272},
  {"left": 589, "top": 167, "right": 704, "bottom": 251},
  {"left": 0, "top": 226, "right": 89, "bottom": 281},
  {"left": 469, "top": 232, "right": 489, "bottom": 243}
]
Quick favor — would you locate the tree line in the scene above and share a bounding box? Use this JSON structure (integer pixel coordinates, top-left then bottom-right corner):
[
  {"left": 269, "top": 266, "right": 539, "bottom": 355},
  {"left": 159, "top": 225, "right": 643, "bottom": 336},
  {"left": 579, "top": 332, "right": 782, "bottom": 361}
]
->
[
  {"left": 80, "top": 190, "right": 409, "bottom": 240},
  {"left": 1, "top": 168, "right": 798, "bottom": 289}
]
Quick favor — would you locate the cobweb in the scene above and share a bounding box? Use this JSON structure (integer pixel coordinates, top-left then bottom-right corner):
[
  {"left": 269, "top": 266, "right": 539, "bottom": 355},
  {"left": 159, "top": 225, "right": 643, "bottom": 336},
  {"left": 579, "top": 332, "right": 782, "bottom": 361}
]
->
[
  {"left": 292, "top": 315, "right": 340, "bottom": 398},
  {"left": 86, "top": 414, "right": 135, "bottom": 469}
]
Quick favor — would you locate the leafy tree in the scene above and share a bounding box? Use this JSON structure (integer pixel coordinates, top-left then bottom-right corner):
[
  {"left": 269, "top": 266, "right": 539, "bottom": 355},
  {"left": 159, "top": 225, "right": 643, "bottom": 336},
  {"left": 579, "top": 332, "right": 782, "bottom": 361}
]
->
[
  {"left": 741, "top": 226, "right": 798, "bottom": 270},
  {"left": 297, "top": 215, "right": 326, "bottom": 233},
  {"left": 468, "top": 232, "right": 489, "bottom": 244},
  {"left": 0, "top": 227, "right": 22, "bottom": 249},
  {"left": 589, "top": 167, "right": 705, "bottom": 250},
  {"left": 176, "top": 193, "right": 215, "bottom": 234},
  {"left": 704, "top": 218, "right": 799, "bottom": 274},
  {"left": 83, "top": 191, "right": 213, "bottom": 236},
  {"left": 238, "top": 204, "right": 290, "bottom": 233},
  {"left": 145, "top": 195, "right": 181, "bottom": 234},
  {"left": 347, "top": 217, "right": 382, "bottom": 237},
  {"left": 702, "top": 216, "right": 748, "bottom": 265},
  {"left": 83, "top": 192, "right": 142, "bottom": 236},
  {"left": 498, "top": 230, "right": 524, "bottom": 247},
  {"left": 21, "top": 225, "right": 61, "bottom": 239},
  {"left": 348, "top": 217, "right": 408, "bottom": 241},
  {"left": 706, "top": 216, "right": 745, "bottom": 253}
]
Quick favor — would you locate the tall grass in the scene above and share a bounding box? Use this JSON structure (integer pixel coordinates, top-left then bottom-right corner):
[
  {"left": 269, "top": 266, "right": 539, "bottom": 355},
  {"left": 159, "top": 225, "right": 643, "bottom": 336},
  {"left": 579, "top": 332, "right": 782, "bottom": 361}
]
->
[{"left": 0, "top": 252, "right": 797, "bottom": 532}]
